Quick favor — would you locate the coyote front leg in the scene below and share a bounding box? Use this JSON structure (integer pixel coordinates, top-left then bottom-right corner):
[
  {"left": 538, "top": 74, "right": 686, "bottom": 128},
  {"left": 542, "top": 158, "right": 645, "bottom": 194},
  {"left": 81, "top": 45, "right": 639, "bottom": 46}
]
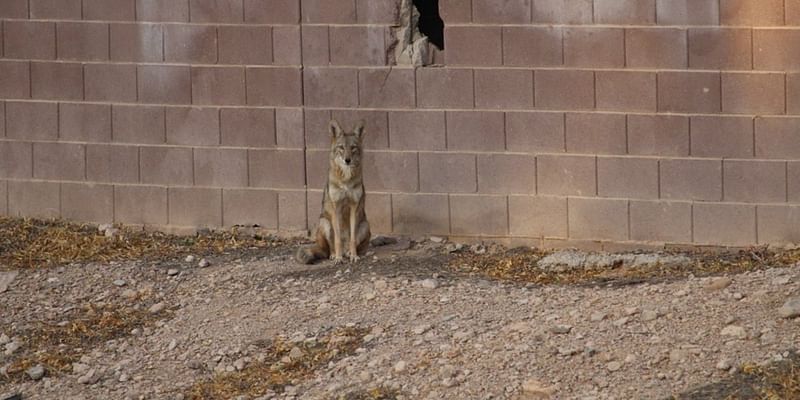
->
[
  {"left": 349, "top": 204, "right": 359, "bottom": 262},
  {"left": 330, "top": 206, "right": 344, "bottom": 264}
]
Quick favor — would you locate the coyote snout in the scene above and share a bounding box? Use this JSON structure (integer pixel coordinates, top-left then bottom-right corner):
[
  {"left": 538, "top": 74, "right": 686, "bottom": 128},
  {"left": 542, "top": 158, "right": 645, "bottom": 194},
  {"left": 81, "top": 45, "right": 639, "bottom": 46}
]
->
[{"left": 295, "top": 120, "right": 371, "bottom": 264}]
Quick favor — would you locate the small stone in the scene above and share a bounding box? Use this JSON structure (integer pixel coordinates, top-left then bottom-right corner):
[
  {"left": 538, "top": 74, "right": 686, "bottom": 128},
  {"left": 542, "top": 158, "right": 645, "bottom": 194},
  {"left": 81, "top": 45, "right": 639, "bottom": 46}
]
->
[
  {"left": 289, "top": 347, "right": 303, "bottom": 360},
  {"left": 198, "top": 258, "right": 210, "bottom": 268},
  {"left": 168, "top": 339, "right": 177, "bottom": 351},
  {"left": 419, "top": 279, "right": 438, "bottom": 289},
  {"left": 119, "top": 373, "right": 129, "bottom": 382},
  {"left": 641, "top": 310, "right": 659, "bottom": 321},
  {"left": 72, "top": 362, "right": 90, "bottom": 375},
  {"left": 590, "top": 312, "right": 607, "bottom": 322},
  {"left": 364, "top": 291, "right": 376, "bottom": 300},
  {"left": 149, "top": 302, "right": 166, "bottom": 314},
  {"left": 624, "top": 307, "right": 639, "bottom": 316},
  {"left": 185, "top": 255, "right": 196, "bottom": 263},
  {"left": 412, "top": 324, "right": 432, "bottom": 335},
  {"left": 716, "top": 359, "right": 732, "bottom": 371},
  {"left": 5, "top": 341, "right": 21, "bottom": 355},
  {"left": 104, "top": 228, "right": 120, "bottom": 238},
  {"left": 429, "top": 236, "right": 445, "bottom": 243},
  {"left": 0, "top": 271, "right": 19, "bottom": 293},
  {"left": 77, "top": 368, "right": 96, "bottom": 384},
  {"left": 113, "top": 279, "right": 127, "bottom": 287},
  {"left": 669, "top": 349, "right": 688, "bottom": 363},
  {"left": 370, "top": 236, "right": 397, "bottom": 247},
  {"left": 373, "top": 280, "right": 388, "bottom": 290},
  {"left": 733, "top": 292, "right": 744, "bottom": 300},
  {"left": 0, "top": 333, "right": 10, "bottom": 345},
  {"left": 558, "top": 347, "right": 579, "bottom": 356},
  {"left": 233, "top": 358, "right": 246, "bottom": 371},
  {"left": 550, "top": 325, "right": 572, "bottom": 335},
  {"left": 721, "top": 325, "right": 747, "bottom": 340},
  {"left": 613, "top": 317, "right": 629, "bottom": 327},
  {"left": 705, "top": 277, "right": 732, "bottom": 291},
  {"left": 167, "top": 269, "right": 179, "bottom": 276},
  {"left": 26, "top": 364, "right": 45, "bottom": 380},
  {"left": 607, "top": 361, "right": 622, "bottom": 372},
  {"left": 674, "top": 289, "right": 688, "bottom": 297},
  {"left": 393, "top": 360, "right": 407, "bottom": 373},
  {"left": 778, "top": 297, "right": 800, "bottom": 319},
  {"left": 521, "top": 379, "right": 555, "bottom": 398},
  {"left": 120, "top": 289, "right": 137, "bottom": 299}
]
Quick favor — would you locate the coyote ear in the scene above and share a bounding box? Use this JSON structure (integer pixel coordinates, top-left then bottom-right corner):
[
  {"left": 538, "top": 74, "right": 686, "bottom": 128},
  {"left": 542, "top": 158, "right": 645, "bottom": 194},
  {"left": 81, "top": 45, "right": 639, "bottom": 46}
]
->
[
  {"left": 329, "top": 119, "right": 343, "bottom": 139},
  {"left": 353, "top": 120, "right": 366, "bottom": 139}
]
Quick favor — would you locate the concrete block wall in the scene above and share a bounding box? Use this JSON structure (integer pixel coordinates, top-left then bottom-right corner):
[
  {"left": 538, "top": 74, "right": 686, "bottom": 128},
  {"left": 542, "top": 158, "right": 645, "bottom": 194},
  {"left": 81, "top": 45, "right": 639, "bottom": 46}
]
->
[{"left": 0, "top": 0, "right": 799, "bottom": 249}]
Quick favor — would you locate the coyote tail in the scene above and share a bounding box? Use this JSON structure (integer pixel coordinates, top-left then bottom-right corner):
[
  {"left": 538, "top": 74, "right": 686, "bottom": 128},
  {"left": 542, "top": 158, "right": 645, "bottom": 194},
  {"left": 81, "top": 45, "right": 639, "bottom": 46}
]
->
[{"left": 295, "top": 243, "right": 327, "bottom": 264}]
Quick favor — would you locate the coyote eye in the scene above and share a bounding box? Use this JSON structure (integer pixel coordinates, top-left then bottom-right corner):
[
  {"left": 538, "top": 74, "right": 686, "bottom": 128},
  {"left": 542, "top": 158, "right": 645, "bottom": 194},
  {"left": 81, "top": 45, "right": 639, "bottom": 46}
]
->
[
  {"left": 336, "top": 145, "right": 344, "bottom": 151},
  {"left": 351, "top": 147, "right": 359, "bottom": 153}
]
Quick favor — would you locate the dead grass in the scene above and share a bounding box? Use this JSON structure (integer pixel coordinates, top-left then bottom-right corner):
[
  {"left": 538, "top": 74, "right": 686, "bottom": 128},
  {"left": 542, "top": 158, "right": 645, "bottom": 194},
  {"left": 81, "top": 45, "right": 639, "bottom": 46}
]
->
[
  {"left": 450, "top": 246, "right": 800, "bottom": 286},
  {"left": 185, "top": 326, "right": 370, "bottom": 400},
  {"left": 1, "top": 303, "right": 171, "bottom": 383},
  {"left": 0, "top": 217, "right": 291, "bottom": 271},
  {"left": 334, "top": 387, "right": 401, "bottom": 400}
]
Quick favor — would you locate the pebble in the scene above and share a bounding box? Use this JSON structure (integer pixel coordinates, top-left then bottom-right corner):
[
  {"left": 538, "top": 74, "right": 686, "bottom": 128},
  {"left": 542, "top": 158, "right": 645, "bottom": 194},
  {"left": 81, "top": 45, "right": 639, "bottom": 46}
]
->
[
  {"left": 0, "top": 271, "right": 19, "bottom": 293},
  {"left": 419, "top": 279, "right": 439, "bottom": 289},
  {"left": 0, "top": 333, "right": 9, "bottom": 345},
  {"left": 429, "top": 236, "right": 445, "bottom": 243},
  {"left": 590, "top": 312, "right": 607, "bottom": 322},
  {"left": 167, "top": 339, "right": 177, "bottom": 351},
  {"left": 705, "top": 277, "right": 732, "bottom": 291},
  {"left": 641, "top": 310, "right": 659, "bottom": 321},
  {"left": 393, "top": 360, "right": 407, "bottom": 373},
  {"left": 113, "top": 279, "right": 127, "bottom": 287},
  {"left": 289, "top": 346, "right": 303, "bottom": 360},
  {"left": 119, "top": 373, "right": 129, "bottom": 382},
  {"left": 198, "top": 258, "right": 210, "bottom": 268},
  {"left": 185, "top": 255, "right": 196, "bottom": 263},
  {"left": 412, "top": 324, "right": 432, "bottom": 335},
  {"left": 373, "top": 280, "right": 388, "bottom": 290},
  {"left": 120, "top": 289, "right": 137, "bottom": 299},
  {"left": 26, "top": 364, "right": 45, "bottom": 380},
  {"left": 778, "top": 297, "right": 800, "bottom": 319},
  {"left": 149, "top": 302, "right": 166, "bottom": 314},
  {"left": 733, "top": 292, "right": 744, "bottom": 300},
  {"left": 607, "top": 361, "right": 622, "bottom": 372},
  {"left": 77, "top": 368, "right": 96, "bottom": 384},
  {"left": 716, "top": 359, "right": 732, "bottom": 371},
  {"left": 550, "top": 325, "right": 572, "bottom": 334},
  {"left": 167, "top": 269, "right": 179, "bottom": 276},
  {"left": 521, "top": 379, "right": 555, "bottom": 398},
  {"left": 4, "top": 341, "right": 20, "bottom": 355},
  {"left": 624, "top": 307, "right": 639, "bottom": 316},
  {"left": 721, "top": 325, "right": 747, "bottom": 340}
]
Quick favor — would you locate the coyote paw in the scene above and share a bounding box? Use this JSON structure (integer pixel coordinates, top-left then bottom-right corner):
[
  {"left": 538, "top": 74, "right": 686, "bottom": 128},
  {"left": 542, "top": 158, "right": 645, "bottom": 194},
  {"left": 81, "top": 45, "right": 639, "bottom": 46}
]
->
[
  {"left": 332, "top": 256, "right": 344, "bottom": 265},
  {"left": 349, "top": 254, "right": 360, "bottom": 263}
]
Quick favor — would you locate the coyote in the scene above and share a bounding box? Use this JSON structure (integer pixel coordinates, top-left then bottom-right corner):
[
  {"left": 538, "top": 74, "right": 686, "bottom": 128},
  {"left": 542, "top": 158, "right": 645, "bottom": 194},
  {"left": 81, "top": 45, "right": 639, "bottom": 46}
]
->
[{"left": 296, "top": 120, "right": 371, "bottom": 264}]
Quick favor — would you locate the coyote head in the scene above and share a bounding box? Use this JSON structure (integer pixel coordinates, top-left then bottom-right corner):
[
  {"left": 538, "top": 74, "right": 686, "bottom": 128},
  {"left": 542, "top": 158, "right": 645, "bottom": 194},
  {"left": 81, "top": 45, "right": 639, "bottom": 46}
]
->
[{"left": 329, "top": 119, "right": 365, "bottom": 179}]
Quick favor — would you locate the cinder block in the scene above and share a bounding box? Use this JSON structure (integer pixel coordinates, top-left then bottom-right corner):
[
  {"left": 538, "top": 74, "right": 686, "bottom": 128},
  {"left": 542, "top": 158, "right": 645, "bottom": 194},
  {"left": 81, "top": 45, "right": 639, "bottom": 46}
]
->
[
  {"left": 278, "top": 190, "right": 307, "bottom": 231},
  {"left": 503, "top": 26, "right": 561, "bottom": 67},
  {"left": 597, "top": 157, "right": 659, "bottom": 199},
  {"left": 33, "top": 142, "right": 85, "bottom": 181},
  {"left": 362, "top": 151, "right": 418, "bottom": 192},
  {"left": 83, "top": 0, "right": 135, "bottom": 20},
  {"left": 301, "top": 0, "right": 356, "bottom": 23},
  {"left": 166, "top": 107, "right": 220, "bottom": 146},
  {"left": 693, "top": 203, "right": 756, "bottom": 246},
  {"left": 755, "top": 117, "right": 800, "bottom": 159},
  {"left": 564, "top": 28, "right": 624, "bottom": 68},
  {"left": 754, "top": 29, "right": 800, "bottom": 70},
  {"left": 477, "top": 154, "right": 536, "bottom": 194},
  {"left": 473, "top": 0, "right": 530, "bottom": 23},
  {"left": 790, "top": 162, "right": 800, "bottom": 201},
  {"left": 0, "top": 181, "right": 6, "bottom": 215},
  {"left": 189, "top": 0, "right": 243, "bottom": 22},
  {"left": 164, "top": 25, "right": 217, "bottom": 63},
  {"left": 221, "top": 108, "right": 275, "bottom": 148},
  {"left": 721, "top": 73, "right": 785, "bottom": 115},
  {"left": 245, "top": 0, "right": 299, "bottom": 23},
  {"left": 7, "top": 181, "right": 60, "bottom": 219},
  {"left": 627, "top": 115, "right": 689, "bottom": 157},
  {"left": 6, "top": 102, "right": 58, "bottom": 140},
  {"left": 304, "top": 109, "right": 332, "bottom": 149},
  {"left": 85, "top": 64, "right": 137, "bottom": 102},
  {"left": 304, "top": 150, "right": 327, "bottom": 189},
  {"left": 690, "top": 116, "right": 753, "bottom": 158},
  {"left": 532, "top": 0, "right": 592, "bottom": 24},
  {"left": 720, "top": 0, "right": 783, "bottom": 25},
  {"left": 303, "top": 67, "right": 358, "bottom": 108},
  {"left": 4, "top": 21, "right": 55, "bottom": 60},
  {"left": 136, "top": 0, "right": 190, "bottom": 21},
  {"left": 391, "top": 193, "right": 449, "bottom": 235},
  {"left": 168, "top": 187, "right": 223, "bottom": 227},
  {"left": 508, "top": 196, "right": 567, "bottom": 238},
  {"left": 630, "top": 200, "right": 692, "bottom": 243},
  {"left": 31, "top": 62, "right": 83, "bottom": 101},
  {"left": 331, "top": 109, "right": 390, "bottom": 150},
  {"left": 57, "top": 22, "right": 109, "bottom": 61},
  {"left": 30, "top": 0, "right": 82, "bottom": 19},
  {"left": 444, "top": 26, "right": 502, "bottom": 66},
  {"left": 0, "top": 61, "right": 31, "bottom": 99},
  {"left": 272, "top": 26, "right": 301, "bottom": 66},
  {"left": 388, "top": 111, "right": 446, "bottom": 151},
  {"left": 568, "top": 198, "right": 629, "bottom": 241},
  {"left": 565, "top": 113, "right": 627, "bottom": 155},
  {"left": 789, "top": 73, "right": 800, "bottom": 114},
  {"left": 137, "top": 65, "right": 191, "bottom": 104},
  {"left": 365, "top": 192, "right": 392, "bottom": 234},
  {"left": 505, "top": 112, "right": 565, "bottom": 153},
  {"left": 723, "top": 160, "right": 786, "bottom": 203},
  {"left": 788, "top": 0, "right": 800, "bottom": 25},
  {"left": 246, "top": 67, "right": 302, "bottom": 107},
  {"left": 416, "top": 68, "right": 474, "bottom": 109},
  {"left": 419, "top": 153, "right": 476, "bottom": 193},
  {"left": 688, "top": 28, "right": 752, "bottom": 70},
  {"left": 112, "top": 105, "right": 165, "bottom": 144},
  {"left": 446, "top": 111, "right": 505, "bottom": 151},
  {"left": 115, "top": 185, "right": 168, "bottom": 225},
  {"left": 61, "top": 183, "right": 113, "bottom": 223},
  {"left": 330, "top": 26, "right": 387, "bottom": 66},
  {"left": 625, "top": 28, "right": 687, "bottom": 69},
  {"left": 474, "top": 69, "right": 533, "bottom": 110},
  {"left": 656, "top": 0, "right": 719, "bottom": 25},
  {"left": 86, "top": 144, "right": 139, "bottom": 183},
  {"left": 660, "top": 158, "right": 722, "bottom": 201},
  {"left": 594, "top": 0, "right": 655, "bottom": 24},
  {"left": 450, "top": 195, "right": 508, "bottom": 236},
  {"left": 276, "top": 108, "right": 305, "bottom": 149},
  {"left": 223, "top": 189, "right": 278, "bottom": 228},
  {"left": 658, "top": 71, "right": 721, "bottom": 113},
  {"left": 60, "top": 103, "right": 112, "bottom": 142},
  {"left": 301, "top": 26, "right": 329, "bottom": 66},
  {"left": 218, "top": 26, "right": 271, "bottom": 65},
  {"left": 248, "top": 149, "right": 305, "bottom": 189},
  {"left": 537, "top": 154, "right": 596, "bottom": 196},
  {"left": 191, "top": 67, "right": 246, "bottom": 106},
  {"left": 359, "top": 68, "right": 415, "bottom": 109},
  {"left": 194, "top": 148, "right": 248, "bottom": 188},
  {"left": 439, "top": 0, "right": 471, "bottom": 23},
  {"left": 596, "top": 71, "right": 656, "bottom": 112},
  {"left": 758, "top": 205, "right": 800, "bottom": 244},
  {"left": 139, "top": 146, "right": 193, "bottom": 185},
  {"left": 0, "top": 141, "right": 33, "bottom": 179},
  {"left": 110, "top": 24, "right": 163, "bottom": 62},
  {"left": 534, "top": 70, "right": 594, "bottom": 110}
]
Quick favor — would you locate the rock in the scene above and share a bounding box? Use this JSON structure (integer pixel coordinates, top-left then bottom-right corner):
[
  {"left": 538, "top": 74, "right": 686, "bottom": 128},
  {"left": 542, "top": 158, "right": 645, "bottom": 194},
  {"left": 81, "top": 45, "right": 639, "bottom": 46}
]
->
[
  {"left": 521, "top": 379, "right": 555, "bottom": 398},
  {"left": 4, "top": 341, "right": 20, "bottom": 355},
  {"left": 550, "top": 325, "right": 572, "bottom": 335},
  {"left": 288, "top": 347, "right": 303, "bottom": 360},
  {"left": 104, "top": 228, "right": 120, "bottom": 238},
  {"left": 167, "top": 269, "right": 179, "bottom": 276},
  {"left": 149, "top": 302, "right": 166, "bottom": 314},
  {"left": 624, "top": 307, "right": 639, "bottom": 316},
  {"left": 72, "top": 362, "right": 90, "bottom": 375},
  {"left": 98, "top": 223, "right": 113, "bottom": 234},
  {"left": 590, "top": 312, "right": 607, "bottom": 322},
  {"left": 0, "top": 333, "right": 9, "bottom": 345},
  {"left": 233, "top": 358, "right": 246, "bottom": 371},
  {"left": 167, "top": 339, "right": 177, "bottom": 351},
  {"left": 113, "top": 279, "right": 127, "bottom": 287},
  {"left": 185, "top": 255, "right": 196, "bottom": 263},
  {"left": 429, "top": 236, "right": 445, "bottom": 243},
  {"left": 370, "top": 236, "right": 397, "bottom": 247},
  {"left": 613, "top": 317, "right": 630, "bottom": 327},
  {"left": 716, "top": 359, "right": 732, "bottom": 371},
  {"left": 77, "top": 368, "right": 96, "bottom": 384},
  {"left": 373, "top": 280, "right": 388, "bottom": 290},
  {"left": 393, "top": 361, "right": 407, "bottom": 373},
  {"left": 119, "top": 373, "right": 129, "bottom": 382},
  {"left": 721, "top": 325, "right": 747, "bottom": 340},
  {"left": 733, "top": 292, "right": 744, "bottom": 300},
  {"left": 198, "top": 258, "right": 210, "bottom": 268},
  {"left": 558, "top": 347, "right": 580, "bottom": 356},
  {"left": 26, "top": 364, "right": 45, "bottom": 380},
  {"left": 607, "top": 361, "right": 622, "bottom": 372},
  {"left": 120, "top": 289, "right": 137, "bottom": 300},
  {"left": 412, "top": 324, "right": 432, "bottom": 335},
  {"left": 0, "top": 271, "right": 18, "bottom": 293},
  {"left": 419, "top": 279, "right": 439, "bottom": 289},
  {"left": 778, "top": 297, "right": 800, "bottom": 319},
  {"left": 669, "top": 349, "right": 688, "bottom": 363},
  {"left": 641, "top": 310, "right": 659, "bottom": 322},
  {"left": 705, "top": 277, "right": 732, "bottom": 291}
]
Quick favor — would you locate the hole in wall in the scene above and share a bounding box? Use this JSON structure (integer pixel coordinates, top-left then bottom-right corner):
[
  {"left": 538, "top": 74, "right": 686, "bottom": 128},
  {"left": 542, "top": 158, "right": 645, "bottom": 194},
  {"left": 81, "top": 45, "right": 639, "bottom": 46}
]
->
[{"left": 412, "top": 0, "right": 444, "bottom": 50}]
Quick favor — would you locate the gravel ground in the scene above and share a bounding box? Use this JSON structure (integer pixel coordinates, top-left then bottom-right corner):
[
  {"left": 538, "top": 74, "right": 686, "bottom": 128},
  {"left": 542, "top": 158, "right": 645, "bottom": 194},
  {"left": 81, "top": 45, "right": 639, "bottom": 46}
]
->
[{"left": 1, "top": 240, "right": 799, "bottom": 400}]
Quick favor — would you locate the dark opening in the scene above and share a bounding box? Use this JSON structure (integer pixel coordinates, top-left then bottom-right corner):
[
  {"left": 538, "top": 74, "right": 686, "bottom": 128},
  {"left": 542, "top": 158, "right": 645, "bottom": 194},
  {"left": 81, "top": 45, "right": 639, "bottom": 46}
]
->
[{"left": 413, "top": 0, "right": 444, "bottom": 50}]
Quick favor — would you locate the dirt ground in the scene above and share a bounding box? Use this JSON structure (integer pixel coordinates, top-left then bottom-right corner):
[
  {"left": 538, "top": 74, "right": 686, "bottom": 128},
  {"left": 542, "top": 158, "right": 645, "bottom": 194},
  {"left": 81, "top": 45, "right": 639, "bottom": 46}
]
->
[{"left": 1, "top": 220, "right": 799, "bottom": 400}]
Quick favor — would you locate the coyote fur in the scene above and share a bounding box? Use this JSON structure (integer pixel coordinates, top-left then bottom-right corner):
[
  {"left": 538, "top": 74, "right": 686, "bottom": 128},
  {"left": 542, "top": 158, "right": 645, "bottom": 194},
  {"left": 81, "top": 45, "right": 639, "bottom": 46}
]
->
[{"left": 296, "top": 120, "right": 371, "bottom": 264}]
